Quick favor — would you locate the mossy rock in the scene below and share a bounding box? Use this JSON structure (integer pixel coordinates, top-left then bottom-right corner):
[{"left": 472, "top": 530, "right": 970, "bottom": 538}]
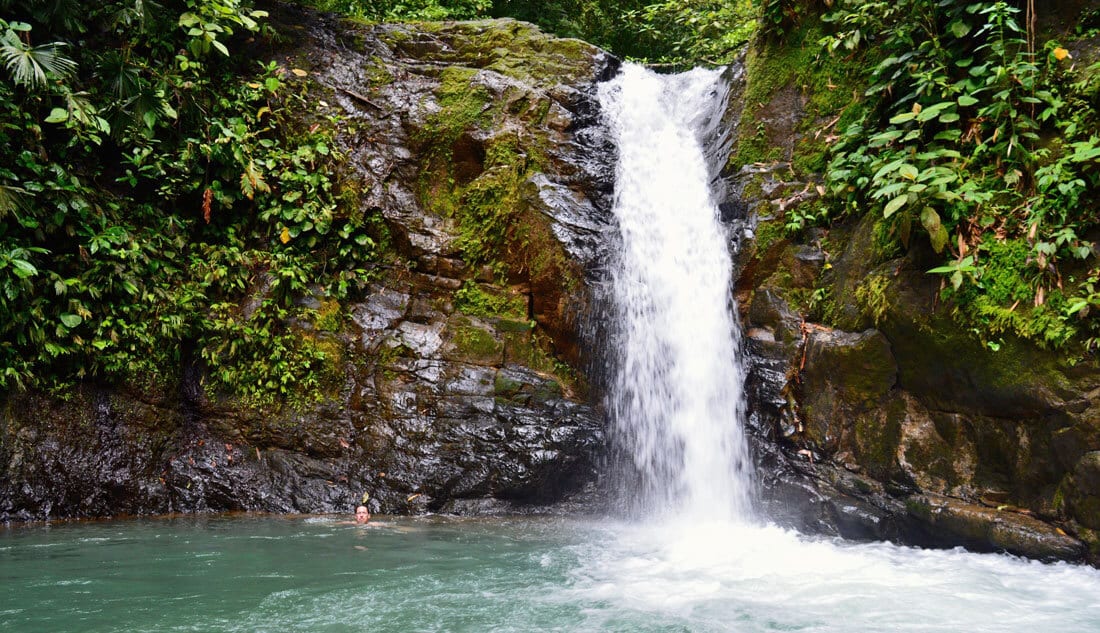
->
[
  {"left": 905, "top": 494, "right": 1086, "bottom": 561},
  {"left": 853, "top": 394, "right": 906, "bottom": 481},
  {"left": 798, "top": 328, "right": 897, "bottom": 456},
  {"left": 1067, "top": 452, "right": 1100, "bottom": 530},
  {"left": 445, "top": 317, "right": 504, "bottom": 365},
  {"left": 379, "top": 20, "right": 603, "bottom": 88},
  {"left": 726, "top": 14, "right": 862, "bottom": 173}
]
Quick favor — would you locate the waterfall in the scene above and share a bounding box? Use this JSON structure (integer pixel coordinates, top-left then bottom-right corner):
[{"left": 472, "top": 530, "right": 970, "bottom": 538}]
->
[{"left": 599, "top": 64, "right": 754, "bottom": 522}]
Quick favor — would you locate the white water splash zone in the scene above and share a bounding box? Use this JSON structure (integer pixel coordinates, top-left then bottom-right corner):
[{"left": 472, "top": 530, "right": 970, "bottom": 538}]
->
[{"left": 600, "top": 64, "right": 753, "bottom": 521}]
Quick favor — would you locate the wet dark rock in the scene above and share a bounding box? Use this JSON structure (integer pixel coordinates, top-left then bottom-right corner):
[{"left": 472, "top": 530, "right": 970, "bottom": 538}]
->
[{"left": 905, "top": 494, "right": 1086, "bottom": 562}]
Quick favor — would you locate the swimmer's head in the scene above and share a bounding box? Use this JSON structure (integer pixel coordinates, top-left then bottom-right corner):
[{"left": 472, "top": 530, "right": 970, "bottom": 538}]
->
[{"left": 354, "top": 505, "right": 370, "bottom": 524}]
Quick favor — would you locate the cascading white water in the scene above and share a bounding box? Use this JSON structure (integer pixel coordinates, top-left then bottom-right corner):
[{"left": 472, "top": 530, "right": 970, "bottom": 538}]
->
[{"left": 600, "top": 64, "right": 753, "bottom": 521}]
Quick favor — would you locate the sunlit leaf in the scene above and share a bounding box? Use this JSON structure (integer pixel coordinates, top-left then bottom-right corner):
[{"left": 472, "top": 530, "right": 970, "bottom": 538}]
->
[{"left": 883, "top": 195, "right": 907, "bottom": 218}]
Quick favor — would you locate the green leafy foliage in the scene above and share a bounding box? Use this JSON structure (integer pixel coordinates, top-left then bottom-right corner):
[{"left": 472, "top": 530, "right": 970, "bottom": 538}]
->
[
  {"left": 0, "top": 1, "right": 384, "bottom": 400},
  {"left": 0, "top": 19, "right": 77, "bottom": 91},
  {"left": 296, "top": 0, "right": 756, "bottom": 65},
  {"left": 493, "top": 0, "right": 757, "bottom": 64},
  {"left": 814, "top": 0, "right": 1100, "bottom": 350},
  {"left": 292, "top": 0, "right": 491, "bottom": 21}
]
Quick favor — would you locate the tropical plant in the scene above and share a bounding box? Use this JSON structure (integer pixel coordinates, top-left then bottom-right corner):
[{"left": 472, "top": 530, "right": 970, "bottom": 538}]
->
[
  {"left": 0, "top": 19, "right": 76, "bottom": 90},
  {"left": 0, "top": 1, "right": 384, "bottom": 399},
  {"left": 813, "top": 0, "right": 1099, "bottom": 348}
]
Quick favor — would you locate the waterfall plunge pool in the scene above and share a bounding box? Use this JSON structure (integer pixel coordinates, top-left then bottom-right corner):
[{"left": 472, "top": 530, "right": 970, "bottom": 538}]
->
[{"left": 3, "top": 514, "right": 1099, "bottom": 632}]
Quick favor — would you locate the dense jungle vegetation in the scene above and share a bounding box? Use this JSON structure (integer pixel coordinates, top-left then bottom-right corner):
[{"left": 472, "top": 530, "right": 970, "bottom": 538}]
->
[{"left": 0, "top": 0, "right": 1097, "bottom": 400}]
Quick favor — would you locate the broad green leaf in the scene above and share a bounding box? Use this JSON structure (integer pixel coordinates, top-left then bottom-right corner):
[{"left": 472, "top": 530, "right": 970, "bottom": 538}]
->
[
  {"left": 873, "top": 157, "right": 908, "bottom": 180},
  {"left": 870, "top": 130, "right": 904, "bottom": 145},
  {"left": 884, "top": 195, "right": 908, "bottom": 218},
  {"left": 920, "top": 206, "right": 942, "bottom": 234},
  {"left": 930, "top": 225, "right": 949, "bottom": 254},
  {"left": 44, "top": 107, "right": 68, "bottom": 123},
  {"left": 916, "top": 102, "right": 952, "bottom": 122},
  {"left": 10, "top": 258, "right": 37, "bottom": 278},
  {"left": 948, "top": 19, "right": 971, "bottom": 38},
  {"left": 59, "top": 313, "right": 82, "bottom": 328}
]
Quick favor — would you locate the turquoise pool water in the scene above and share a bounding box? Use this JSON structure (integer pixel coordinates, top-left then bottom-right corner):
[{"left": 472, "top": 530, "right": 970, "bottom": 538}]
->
[{"left": 3, "top": 515, "right": 1099, "bottom": 632}]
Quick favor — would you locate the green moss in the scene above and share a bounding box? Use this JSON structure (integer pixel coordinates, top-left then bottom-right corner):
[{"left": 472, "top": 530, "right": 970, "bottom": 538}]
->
[
  {"left": 454, "top": 280, "right": 527, "bottom": 319},
  {"left": 870, "top": 217, "right": 904, "bottom": 262},
  {"left": 314, "top": 299, "right": 343, "bottom": 333},
  {"left": 854, "top": 396, "right": 905, "bottom": 480},
  {"left": 425, "top": 66, "right": 490, "bottom": 145},
  {"left": 365, "top": 57, "right": 394, "bottom": 86},
  {"left": 492, "top": 367, "right": 563, "bottom": 406},
  {"left": 455, "top": 162, "right": 524, "bottom": 267},
  {"left": 501, "top": 329, "right": 577, "bottom": 389},
  {"left": 947, "top": 238, "right": 1078, "bottom": 348},
  {"left": 400, "top": 20, "right": 597, "bottom": 87},
  {"left": 753, "top": 217, "right": 788, "bottom": 254},
  {"left": 373, "top": 339, "right": 409, "bottom": 381},
  {"left": 855, "top": 273, "right": 890, "bottom": 326},
  {"left": 496, "top": 318, "right": 535, "bottom": 333},
  {"left": 731, "top": 16, "right": 863, "bottom": 173},
  {"left": 493, "top": 372, "right": 524, "bottom": 397},
  {"left": 452, "top": 320, "right": 503, "bottom": 361},
  {"left": 311, "top": 336, "right": 347, "bottom": 394},
  {"left": 1079, "top": 527, "right": 1100, "bottom": 560}
]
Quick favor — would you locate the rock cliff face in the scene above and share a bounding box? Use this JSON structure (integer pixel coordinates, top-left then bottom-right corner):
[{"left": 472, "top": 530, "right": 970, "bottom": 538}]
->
[
  {"left": 0, "top": 9, "right": 618, "bottom": 521},
  {"left": 722, "top": 38, "right": 1100, "bottom": 563}
]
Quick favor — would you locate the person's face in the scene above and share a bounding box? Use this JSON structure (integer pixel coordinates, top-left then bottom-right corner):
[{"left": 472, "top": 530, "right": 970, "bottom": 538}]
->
[{"left": 355, "top": 507, "right": 370, "bottom": 523}]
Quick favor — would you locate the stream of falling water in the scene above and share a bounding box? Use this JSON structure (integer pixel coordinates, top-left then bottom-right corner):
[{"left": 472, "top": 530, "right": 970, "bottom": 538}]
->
[{"left": 600, "top": 63, "right": 753, "bottom": 521}]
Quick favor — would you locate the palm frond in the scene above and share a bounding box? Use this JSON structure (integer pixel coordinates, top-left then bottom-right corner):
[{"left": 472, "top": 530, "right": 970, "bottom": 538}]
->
[
  {"left": 95, "top": 50, "right": 142, "bottom": 100},
  {"left": 0, "top": 183, "right": 30, "bottom": 219},
  {"left": 0, "top": 38, "right": 77, "bottom": 91}
]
